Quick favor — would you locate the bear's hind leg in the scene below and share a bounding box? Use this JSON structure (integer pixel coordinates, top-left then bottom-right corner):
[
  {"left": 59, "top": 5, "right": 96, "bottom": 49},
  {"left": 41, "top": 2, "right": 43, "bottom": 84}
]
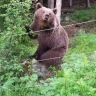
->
[{"left": 39, "top": 47, "right": 66, "bottom": 66}]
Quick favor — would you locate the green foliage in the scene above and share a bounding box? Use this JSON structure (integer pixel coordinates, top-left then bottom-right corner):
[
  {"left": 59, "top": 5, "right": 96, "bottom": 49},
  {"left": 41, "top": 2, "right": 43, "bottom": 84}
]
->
[
  {"left": 0, "top": 0, "right": 37, "bottom": 90},
  {"left": 0, "top": 53, "right": 96, "bottom": 96},
  {"left": 67, "top": 33, "right": 96, "bottom": 55},
  {"left": 78, "top": 29, "right": 86, "bottom": 35},
  {"left": 0, "top": 0, "right": 10, "bottom": 31},
  {"left": 0, "top": 0, "right": 36, "bottom": 60}
]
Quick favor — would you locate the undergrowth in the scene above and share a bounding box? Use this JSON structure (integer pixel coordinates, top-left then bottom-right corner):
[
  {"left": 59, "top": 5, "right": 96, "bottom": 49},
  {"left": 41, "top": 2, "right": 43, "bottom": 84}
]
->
[
  {"left": 1, "top": 48, "right": 96, "bottom": 96},
  {"left": 67, "top": 32, "right": 96, "bottom": 56},
  {"left": 1, "top": 30, "right": 96, "bottom": 96}
]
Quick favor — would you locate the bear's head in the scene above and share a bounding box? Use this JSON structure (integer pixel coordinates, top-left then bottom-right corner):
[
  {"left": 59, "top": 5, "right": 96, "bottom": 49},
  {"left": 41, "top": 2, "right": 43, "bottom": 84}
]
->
[{"left": 31, "top": 3, "right": 57, "bottom": 31}]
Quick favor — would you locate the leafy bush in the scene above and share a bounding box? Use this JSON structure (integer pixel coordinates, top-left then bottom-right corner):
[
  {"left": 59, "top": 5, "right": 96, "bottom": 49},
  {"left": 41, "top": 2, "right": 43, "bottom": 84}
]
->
[
  {"left": 0, "top": 0, "right": 37, "bottom": 89},
  {"left": 0, "top": 0, "right": 35, "bottom": 60}
]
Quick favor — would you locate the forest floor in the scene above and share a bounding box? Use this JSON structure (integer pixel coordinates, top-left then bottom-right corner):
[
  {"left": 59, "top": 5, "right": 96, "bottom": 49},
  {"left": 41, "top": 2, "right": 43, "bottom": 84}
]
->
[
  {"left": 64, "top": 22, "right": 96, "bottom": 37},
  {"left": 61, "top": 4, "right": 96, "bottom": 37}
]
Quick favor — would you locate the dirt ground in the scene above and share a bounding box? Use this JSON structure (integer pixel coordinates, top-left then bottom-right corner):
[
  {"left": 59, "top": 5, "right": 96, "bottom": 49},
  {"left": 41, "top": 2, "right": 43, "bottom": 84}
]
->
[{"left": 63, "top": 22, "right": 96, "bottom": 38}]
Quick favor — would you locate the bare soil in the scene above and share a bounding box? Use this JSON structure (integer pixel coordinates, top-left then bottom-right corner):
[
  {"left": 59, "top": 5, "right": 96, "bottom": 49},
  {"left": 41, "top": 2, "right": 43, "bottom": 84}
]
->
[{"left": 62, "top": 22, "right": 96, "bottom": 38}]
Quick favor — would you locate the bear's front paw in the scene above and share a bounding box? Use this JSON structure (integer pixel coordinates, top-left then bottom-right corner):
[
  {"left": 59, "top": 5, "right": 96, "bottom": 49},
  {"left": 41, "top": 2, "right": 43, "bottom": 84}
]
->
[
  {"left": 28, "top": 55, "right": 34, "bottom": 59},
  {"left": 24, "top": 25, "right": 31, "bottom": 33}
]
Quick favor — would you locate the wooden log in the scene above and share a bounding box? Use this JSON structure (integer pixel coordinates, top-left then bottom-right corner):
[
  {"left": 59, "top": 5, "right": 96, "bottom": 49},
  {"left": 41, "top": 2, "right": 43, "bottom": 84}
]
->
[{"left": 61, "top": 8, "right": 75, "bottom": 14}]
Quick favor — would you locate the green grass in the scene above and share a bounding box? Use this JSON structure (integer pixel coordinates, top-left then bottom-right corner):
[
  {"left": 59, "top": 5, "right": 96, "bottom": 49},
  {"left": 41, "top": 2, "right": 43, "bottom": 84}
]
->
[
  {"left": 66, "top": 5, "right": 96, "bottom": 22},
  {"left": 67, "top": 33, "right": 96, "bottom": 56}
]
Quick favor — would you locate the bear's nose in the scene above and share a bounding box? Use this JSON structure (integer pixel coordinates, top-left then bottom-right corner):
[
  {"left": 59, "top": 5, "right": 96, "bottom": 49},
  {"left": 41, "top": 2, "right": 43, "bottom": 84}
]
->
[{"left": 45, "top": 14, "right": 49, "bottom": 20}]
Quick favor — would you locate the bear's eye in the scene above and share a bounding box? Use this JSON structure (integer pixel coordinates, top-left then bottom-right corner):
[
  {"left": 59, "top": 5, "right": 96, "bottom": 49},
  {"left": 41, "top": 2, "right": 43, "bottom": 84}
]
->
[
  {"left": 42, "top": 11, "right": 45, "bottom": 13},
  {"left": 49, "top": 13, "right": 51, "bottom": 15}
]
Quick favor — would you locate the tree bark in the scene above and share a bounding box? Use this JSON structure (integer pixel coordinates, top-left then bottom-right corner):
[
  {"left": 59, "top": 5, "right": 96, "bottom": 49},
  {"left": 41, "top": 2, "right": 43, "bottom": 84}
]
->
[
  {"left": 40, "top": 0, "right": 43, "bottom": 5},
  {"left": 69, "top": 0, "right": 72, "bottom": 7},
  {"left": 56, "top": 0, "right": 62, "bottom": 24},
  {"left": 48, "top": 0, "right": 54, "bottom": 8},
  {"left": 87, "top": 0, "right": 91, "bottom": 7},
  {"left": 86, "top": 0, "right": 91, "bottom": 7}
]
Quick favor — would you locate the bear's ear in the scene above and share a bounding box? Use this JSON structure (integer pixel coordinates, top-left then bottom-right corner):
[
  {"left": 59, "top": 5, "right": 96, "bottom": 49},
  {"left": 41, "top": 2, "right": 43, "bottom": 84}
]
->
[
  {"left": 36, "top": 3, "right": 42, "bottom": 10},
  {"left": 52, "top": 8, "right": 57, "bottom": 14}
]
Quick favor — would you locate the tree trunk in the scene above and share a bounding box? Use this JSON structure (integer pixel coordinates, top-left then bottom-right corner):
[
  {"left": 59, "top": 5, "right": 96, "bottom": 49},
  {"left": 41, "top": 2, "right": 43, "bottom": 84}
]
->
[
  {"left": 40, "top": 0, "right": 43, "bottom": 5},
  {"left": 56, "top": 0, "right": 62, "bottom": 24},
  {"left": 86, "top": 0, "right": 91, "bottom": 7},
  {"left": 69, "top": 0, "right": 72, "bottom": 7},
  {"left": 48, "top": 0, "right": 54, "bottom": 8},
  {"left": 87, "top": 0, "right": 91, "bottom": 7}
]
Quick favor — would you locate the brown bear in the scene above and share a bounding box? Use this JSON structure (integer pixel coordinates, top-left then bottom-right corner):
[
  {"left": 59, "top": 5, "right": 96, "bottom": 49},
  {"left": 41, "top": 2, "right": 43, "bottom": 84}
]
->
[{"left": 26, "top": 3, "right": 69, "bottom": 66}]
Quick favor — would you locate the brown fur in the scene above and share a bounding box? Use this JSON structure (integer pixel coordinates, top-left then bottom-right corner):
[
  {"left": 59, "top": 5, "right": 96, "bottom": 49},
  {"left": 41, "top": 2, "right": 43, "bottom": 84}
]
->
[{"left": 28, "top": 3, "right": 69, "bottom": 66}]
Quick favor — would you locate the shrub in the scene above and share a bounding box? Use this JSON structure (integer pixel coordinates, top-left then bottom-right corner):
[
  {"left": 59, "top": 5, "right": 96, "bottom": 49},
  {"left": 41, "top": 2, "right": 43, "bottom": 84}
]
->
[{"left": 0, "top": 0, "right": 37, "bottom": 89}]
